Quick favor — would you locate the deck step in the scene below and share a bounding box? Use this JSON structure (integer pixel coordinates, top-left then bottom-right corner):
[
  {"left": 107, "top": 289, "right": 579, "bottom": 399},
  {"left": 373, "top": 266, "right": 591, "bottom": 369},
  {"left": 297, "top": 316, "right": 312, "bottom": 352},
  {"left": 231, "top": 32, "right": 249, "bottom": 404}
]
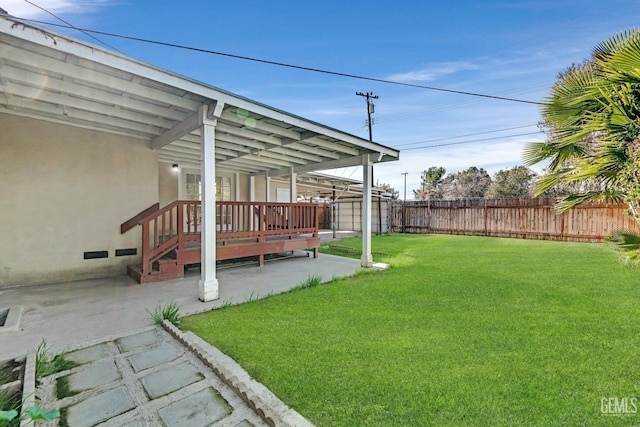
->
[
  {"left": 156, "top": 258, "right": 179, "bottom": 274},
  {"left": 126, "top": 261, "right": 185, "bottom": 284}
]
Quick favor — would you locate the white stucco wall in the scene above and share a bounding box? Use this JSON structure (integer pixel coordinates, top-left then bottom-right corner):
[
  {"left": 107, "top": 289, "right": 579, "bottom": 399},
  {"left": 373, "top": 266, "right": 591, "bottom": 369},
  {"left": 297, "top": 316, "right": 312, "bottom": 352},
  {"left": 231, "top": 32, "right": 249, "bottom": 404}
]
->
[
  {"left": 158, "top": 162, "right": 178, "bottom": 207},
  {"left": 0, "top": 114, "right": 158, "bottom": 287}
]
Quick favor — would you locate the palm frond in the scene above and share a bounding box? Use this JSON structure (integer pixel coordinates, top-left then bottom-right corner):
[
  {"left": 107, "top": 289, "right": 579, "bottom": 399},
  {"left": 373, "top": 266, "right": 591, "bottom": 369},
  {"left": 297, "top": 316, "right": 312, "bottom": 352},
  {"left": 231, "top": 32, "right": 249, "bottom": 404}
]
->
[
  {"left": 593, "top": 29, "right": 640, "bottom": 59},
  {"left": 554, "top": 191, "right": 611, "bottom": 212},
  {"left": 522, "top": 142, "right": 553, "bottom": 166},
  {"left": 532, "top": 173, "right": 563, "bottom": 196}
]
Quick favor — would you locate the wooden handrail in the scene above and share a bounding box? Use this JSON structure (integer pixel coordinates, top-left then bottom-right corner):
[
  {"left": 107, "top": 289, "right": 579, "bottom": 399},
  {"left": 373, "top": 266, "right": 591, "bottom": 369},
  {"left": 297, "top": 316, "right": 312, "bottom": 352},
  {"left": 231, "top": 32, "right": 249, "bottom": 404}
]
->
[{"left": 121, "top": 203, "right": 160, "bottom": 234}]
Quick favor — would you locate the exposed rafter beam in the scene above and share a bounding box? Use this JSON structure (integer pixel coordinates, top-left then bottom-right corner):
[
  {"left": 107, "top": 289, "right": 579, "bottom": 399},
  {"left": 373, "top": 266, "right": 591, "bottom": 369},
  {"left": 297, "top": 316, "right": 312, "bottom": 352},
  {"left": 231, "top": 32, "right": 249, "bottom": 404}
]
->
[
  {"left": 4, "top": 80, "right": 177, "bottom": 129},
  {"left": 240, "top": 150, "right": 308, "bottom": 166},
  {"left": 1, "top": 64, "right": 190, "bottom": 120},
  {"left": 303, "top": 137, "right": 361, "bottom": 156},
  {"left": 152, "top": 110, "right": 201, "bottom": 149},
  {"left": 258, "top": 154, "right": 379, "bottom": 177},
  {"left": 1, "top": 42, "right": 202, "bottom": 111},
  {"left": 215, "top": 132, "right": 269, "bottom": 150},
  {"left": 268, "top": 146, "right": 325, "bottom": 163},
  {"left": 219, "top": 108, "right": 301, "bottom": 140},
  {"left": 216, "top": 122, "right": 283, "bottom": 147},
  {"left": 3, "top": 94, "right": 162, "bottom": 136}
]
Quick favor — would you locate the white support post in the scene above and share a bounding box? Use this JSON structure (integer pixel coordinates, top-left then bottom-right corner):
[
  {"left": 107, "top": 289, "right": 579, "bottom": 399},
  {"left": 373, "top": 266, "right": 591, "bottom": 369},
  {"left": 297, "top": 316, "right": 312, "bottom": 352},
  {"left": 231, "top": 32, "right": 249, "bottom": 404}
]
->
[
  {"left": 265, "top": 176, "right": 271, "bottom": 202},
  {"left": 290, "top": 171, "right": 297, "bottom": 202},
  {"left": 361, "top": 155, "right": 373, "bottom": 267},
  {"left": 199, "top": 104, "right": 220, "bottom": 302},
  {"left": 249, "top": 176, "right": 256, "bottom": 202},
  {"left": 234, "top": 173, "right": 240, "bottom": 201}
]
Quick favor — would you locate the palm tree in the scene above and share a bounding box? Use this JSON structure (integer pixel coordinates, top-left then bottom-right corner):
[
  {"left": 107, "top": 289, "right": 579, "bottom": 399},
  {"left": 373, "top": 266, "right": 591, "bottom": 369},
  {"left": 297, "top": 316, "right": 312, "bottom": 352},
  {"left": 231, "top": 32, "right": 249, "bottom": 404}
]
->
[{"left": 523, "top": 29, "right": 640, "bottom": 221}]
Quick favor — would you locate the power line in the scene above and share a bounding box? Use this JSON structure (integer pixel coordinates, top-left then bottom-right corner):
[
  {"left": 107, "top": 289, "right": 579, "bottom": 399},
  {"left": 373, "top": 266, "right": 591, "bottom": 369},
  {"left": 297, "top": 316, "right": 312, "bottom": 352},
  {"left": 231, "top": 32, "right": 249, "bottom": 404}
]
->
[
  {"left": 402, "top": 131, "right": 544, "bottom": 151},
  {"left": 20, "top": 1, "right": 121, "bottom": 52},
  {"left": 395, "top": 124, "right": 539, "bottom": 147},
  {"left": 372, "top": 82, "right": 549, "bottom": 125},
  {"left": 16, "top": 17, "right": 545, "bottom": 106}
]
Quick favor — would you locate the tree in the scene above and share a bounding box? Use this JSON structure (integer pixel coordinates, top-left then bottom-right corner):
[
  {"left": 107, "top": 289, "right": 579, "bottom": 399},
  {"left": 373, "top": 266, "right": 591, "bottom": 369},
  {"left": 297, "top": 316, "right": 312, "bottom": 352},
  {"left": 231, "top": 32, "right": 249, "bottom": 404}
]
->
[
  {"left": 377, "top": 182, "right": 399, "bottom": 200},
  {"left": 486, "top": 166, "right": 537, "bottom": 198},
  {"left": 440, "top": 166, "right": 491, "bottom": 199},
  {"left": 523, "top": 30, "right": 640, "bottom": 222},
  {"left": 413, "top": 166, "right": 446, "bottom": 200}
]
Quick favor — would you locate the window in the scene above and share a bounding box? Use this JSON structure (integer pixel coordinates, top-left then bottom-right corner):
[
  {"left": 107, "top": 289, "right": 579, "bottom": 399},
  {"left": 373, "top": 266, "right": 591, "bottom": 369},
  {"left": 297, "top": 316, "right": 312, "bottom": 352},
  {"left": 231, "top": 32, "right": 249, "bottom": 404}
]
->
[
  {"left": 185, "top": 173, "right": 201, "bottom": 201},
  {"left": 216, "top": 176, "right": 232, "bottom": 201},
  {"left": 183, "top": 174, "right": 233, "bottom": 201}
]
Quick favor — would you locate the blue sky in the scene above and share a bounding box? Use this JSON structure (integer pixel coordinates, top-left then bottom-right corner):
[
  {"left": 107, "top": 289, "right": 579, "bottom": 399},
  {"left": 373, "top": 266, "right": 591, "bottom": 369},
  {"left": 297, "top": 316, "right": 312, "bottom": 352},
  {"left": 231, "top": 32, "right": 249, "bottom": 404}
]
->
[{"left": 5, "top": 0, "right": 640, "bottom": 197}]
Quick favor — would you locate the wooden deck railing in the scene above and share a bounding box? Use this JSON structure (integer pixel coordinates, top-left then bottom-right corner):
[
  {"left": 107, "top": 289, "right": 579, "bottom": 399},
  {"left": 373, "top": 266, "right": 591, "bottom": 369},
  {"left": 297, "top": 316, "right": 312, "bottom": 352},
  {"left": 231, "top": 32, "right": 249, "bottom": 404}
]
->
[{"left": 129, "top": 201, "right": 320, "bottom": 276}]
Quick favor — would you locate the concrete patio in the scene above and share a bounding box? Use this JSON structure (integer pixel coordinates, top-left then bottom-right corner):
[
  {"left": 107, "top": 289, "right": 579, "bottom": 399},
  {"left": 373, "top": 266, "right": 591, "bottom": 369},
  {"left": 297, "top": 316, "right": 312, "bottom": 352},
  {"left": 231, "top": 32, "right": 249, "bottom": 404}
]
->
[{"left": 0, "top": 249, "right": 362, "bottom": 361}]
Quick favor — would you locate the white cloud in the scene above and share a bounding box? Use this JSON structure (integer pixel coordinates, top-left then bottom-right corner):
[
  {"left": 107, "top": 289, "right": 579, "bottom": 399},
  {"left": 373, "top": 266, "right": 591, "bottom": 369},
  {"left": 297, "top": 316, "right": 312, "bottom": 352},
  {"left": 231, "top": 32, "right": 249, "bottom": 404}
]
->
[
  {"left": 386, "top": 61, "right": 481, "bottom": 82},
  {"left": 2, "top": 0, "right": 110, "bottom": 19}
]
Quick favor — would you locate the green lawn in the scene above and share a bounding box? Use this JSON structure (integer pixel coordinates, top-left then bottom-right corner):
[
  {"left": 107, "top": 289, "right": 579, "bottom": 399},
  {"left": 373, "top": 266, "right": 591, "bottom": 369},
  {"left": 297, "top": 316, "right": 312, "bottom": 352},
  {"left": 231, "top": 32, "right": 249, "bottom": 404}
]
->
[{"left": 181, "top": 235, "right": 640, "bottom": 426}]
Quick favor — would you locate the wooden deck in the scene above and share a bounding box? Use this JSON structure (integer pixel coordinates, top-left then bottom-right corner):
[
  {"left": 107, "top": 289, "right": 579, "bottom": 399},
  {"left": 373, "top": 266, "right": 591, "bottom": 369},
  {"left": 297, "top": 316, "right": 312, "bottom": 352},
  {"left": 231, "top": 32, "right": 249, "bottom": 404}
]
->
[{"left": 122, "top": 201, "right": 320, "bottom": 283}]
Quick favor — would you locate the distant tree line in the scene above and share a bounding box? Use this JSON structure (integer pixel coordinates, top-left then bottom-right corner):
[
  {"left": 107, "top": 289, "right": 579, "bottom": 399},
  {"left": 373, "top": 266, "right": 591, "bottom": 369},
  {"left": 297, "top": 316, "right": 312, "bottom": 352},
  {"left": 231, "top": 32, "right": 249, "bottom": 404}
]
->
[{"left": 412, "top": 165, "right": 540, "bottom": 200}]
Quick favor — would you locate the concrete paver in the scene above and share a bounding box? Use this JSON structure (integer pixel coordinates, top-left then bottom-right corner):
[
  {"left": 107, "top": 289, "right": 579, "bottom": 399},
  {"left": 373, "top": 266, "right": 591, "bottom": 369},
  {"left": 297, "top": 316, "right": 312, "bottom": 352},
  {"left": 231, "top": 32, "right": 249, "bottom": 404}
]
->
[
  {"left": 38, "top": 326, "right": 270, "bottom": 426},
  {"left": 65, "top": 343, "right": 112, "bottom": 365},
  {"left": 66, "top": 359, "right": 120, "bottom": 392},
  {"left": 127, "top": 342, "right": 181, "bottom": 372},
  {"left": 140, "top": 361, "right": 203, "bottom": 399},
  {"left": 65, "top": 386, "right": 136, "bottom": 427},
  {"left": 116, "top": 329, "right": 164, "bottom": 353},
  {"left": 157, "top": 387, "right": 232, "bottom": 427}
]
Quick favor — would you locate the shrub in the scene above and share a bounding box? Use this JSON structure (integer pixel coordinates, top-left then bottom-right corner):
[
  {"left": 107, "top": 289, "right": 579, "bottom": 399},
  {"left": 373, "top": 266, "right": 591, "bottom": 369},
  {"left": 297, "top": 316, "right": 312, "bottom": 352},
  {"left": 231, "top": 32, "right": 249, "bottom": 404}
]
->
[{"left": 146, "top": 302, "right": 181, "bottom": 326}]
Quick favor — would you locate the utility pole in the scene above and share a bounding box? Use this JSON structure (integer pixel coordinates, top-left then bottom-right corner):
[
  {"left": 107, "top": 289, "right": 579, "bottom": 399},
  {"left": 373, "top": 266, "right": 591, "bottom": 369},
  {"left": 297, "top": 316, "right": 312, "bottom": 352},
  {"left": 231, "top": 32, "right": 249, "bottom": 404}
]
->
[
  {"left": 356, "top": 91, "right": 378, "bottom": 142},
  {"left": 356, "top": 92, "right": 379, "bottom": 237}
]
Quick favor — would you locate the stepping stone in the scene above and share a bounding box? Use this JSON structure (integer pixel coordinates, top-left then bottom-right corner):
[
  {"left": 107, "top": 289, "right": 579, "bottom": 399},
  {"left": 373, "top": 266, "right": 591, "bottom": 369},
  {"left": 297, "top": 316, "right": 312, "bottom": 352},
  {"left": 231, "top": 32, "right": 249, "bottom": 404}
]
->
[
  {"left": 140, "top": 362, "right": 203, "bottom": 399},
  {"left": 127, "top": 342, "right": 181, "bottom": 372},
  {"left": 64, "top": 359, "right": 120, "bottom": 393},
  {"left": 66, "top": 343, "right": 111, "bottom": 365},
  {"left": 116, "top": 329, "right": 164, "bottom": 353},
  {"left": 158, "top": 387, "right": 232, "bottom": 427},
  {"left": 64, "top": 386, "right": 135, "bottom": 427}
]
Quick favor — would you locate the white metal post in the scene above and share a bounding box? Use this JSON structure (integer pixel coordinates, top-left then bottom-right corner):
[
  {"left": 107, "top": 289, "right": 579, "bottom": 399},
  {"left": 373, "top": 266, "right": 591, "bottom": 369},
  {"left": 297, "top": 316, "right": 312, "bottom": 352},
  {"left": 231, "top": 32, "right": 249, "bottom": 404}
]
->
[
  {"left": 361, "top": 155, "right": 373, "bottom": 267},
  {"left": 265, "top": 176, "right": 271, "bottom": 202},
  {"left": 290, "top": 171, "right": 297, "bottom": 202},
  {"left": 199, "top": 105, "right": 219, "bottom": 302}
]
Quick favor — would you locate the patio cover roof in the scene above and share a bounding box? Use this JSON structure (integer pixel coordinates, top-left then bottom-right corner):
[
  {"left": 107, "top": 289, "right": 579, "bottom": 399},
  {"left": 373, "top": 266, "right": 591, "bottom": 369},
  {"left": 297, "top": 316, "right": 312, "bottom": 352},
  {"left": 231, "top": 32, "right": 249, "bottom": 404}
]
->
[
  {"left": 0, "top": 14, "right": 399, "bottom": 176},
  {"left": 281, "top": 172, "right": 391, "bottom": 199}
]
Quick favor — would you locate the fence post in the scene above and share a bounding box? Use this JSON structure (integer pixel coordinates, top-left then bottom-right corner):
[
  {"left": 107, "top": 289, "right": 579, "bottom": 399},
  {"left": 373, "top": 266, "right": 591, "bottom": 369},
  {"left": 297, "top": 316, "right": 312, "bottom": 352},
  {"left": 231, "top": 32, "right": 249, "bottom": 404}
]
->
[
  {"left": 402, "top": 199, "right": 406, "bottom": 234},
  {"left": 484, "top": 199, "right": 488, "bottom": 236}
]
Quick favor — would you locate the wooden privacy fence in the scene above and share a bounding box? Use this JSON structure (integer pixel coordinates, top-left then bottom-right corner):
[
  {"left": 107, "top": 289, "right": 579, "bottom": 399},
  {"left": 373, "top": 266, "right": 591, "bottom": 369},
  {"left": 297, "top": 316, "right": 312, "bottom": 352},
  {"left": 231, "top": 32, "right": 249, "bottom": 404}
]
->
[{"left": 389, "top": 198, "right": 640, "bottom": 242}]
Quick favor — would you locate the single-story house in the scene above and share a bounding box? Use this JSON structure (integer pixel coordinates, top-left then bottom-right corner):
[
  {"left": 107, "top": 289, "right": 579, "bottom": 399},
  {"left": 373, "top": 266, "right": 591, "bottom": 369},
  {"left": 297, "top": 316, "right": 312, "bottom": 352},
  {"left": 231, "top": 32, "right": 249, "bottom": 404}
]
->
[{"left": 0, "top": 13, "right": 399, "bottom": 300}]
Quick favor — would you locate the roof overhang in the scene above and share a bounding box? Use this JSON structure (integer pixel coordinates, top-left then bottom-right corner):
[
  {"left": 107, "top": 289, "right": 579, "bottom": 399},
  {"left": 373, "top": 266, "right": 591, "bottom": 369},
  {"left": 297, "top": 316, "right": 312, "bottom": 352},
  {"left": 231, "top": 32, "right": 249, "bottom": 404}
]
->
[
  {"left": 277, "top": 172, "right": 391, "bottom": 199},
  {"left": 0, "top": 15, "right": 399, "bottom": 175}
]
